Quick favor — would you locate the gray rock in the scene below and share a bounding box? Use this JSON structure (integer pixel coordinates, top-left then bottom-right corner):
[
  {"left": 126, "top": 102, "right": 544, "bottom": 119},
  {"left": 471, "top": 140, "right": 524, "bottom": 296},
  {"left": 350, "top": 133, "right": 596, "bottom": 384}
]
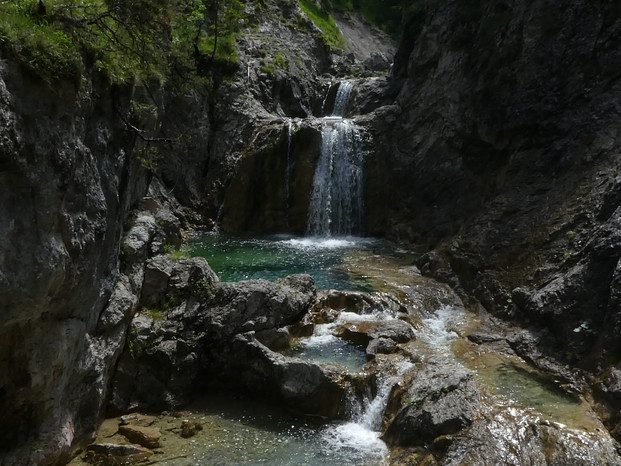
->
[
  {"left": 366, "top": 337, "right": 398, "bottom": 357},
  {"left": 338, "top": 319, "right": 415, "bottom": 347},
  {"left": 382, "top": 356, "right": 480, "bottom": 446},
  {"left": 140, "top": 254, "right": 218, "bottom": 308},
  {"left": 229, "top": 333, "right": 348, "bottom": 418},
  {"left": 110, "top": 273, "right": 318, "bottom": 412}
]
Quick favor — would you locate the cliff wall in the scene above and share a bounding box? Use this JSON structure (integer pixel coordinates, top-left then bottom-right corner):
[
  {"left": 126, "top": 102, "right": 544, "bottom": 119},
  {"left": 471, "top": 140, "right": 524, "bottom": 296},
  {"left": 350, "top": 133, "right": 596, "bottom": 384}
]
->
[
  {"left": 0, "top": 61, "right": 148, "bottom": 464},
  {"left": 365, "top": 1, "right": 621, "bottom": 367}
]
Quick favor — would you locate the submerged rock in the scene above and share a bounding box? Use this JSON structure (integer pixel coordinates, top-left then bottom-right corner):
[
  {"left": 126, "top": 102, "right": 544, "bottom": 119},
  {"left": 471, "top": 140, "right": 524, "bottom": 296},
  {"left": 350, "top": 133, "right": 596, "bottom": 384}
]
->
[
  {"left": 84, "top": 443, "right": 153, "bottom": 465},
  {"left": 118, "top": 425, "right": 161, "bottom": 450}
]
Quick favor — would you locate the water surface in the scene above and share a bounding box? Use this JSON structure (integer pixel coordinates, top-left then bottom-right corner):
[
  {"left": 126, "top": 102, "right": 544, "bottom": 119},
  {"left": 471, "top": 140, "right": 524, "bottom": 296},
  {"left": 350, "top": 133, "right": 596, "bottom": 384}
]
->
[{"left": 187, "top": 234, "right": 407, "bottom": 291}]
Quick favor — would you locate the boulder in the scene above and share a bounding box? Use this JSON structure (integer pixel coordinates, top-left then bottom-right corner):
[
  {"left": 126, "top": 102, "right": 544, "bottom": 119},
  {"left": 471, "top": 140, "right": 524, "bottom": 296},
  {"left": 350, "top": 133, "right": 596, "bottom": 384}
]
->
[
  {"left": 382, "top": 356, "right": 480, "bottom": 446},
  {"left": 338, "top": 319, "right": 415, "bottom": 347},
  {"left": 228, "top": 333, "right": 348, "bottom": 419},
  {"left": 366, "top": 337, "right": 398, "bottom": 357},
  {"left": 109, "top": 273, "right": 318, "bottom": 412}
]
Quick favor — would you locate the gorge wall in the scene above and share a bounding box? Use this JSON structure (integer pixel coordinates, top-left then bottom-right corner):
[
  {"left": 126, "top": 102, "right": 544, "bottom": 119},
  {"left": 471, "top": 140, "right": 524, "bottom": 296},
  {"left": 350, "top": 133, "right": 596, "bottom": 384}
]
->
[
  {"left": 362, "top": 1, "right": 621, "bottom": 370},
  {"left": 0, "top": 61, "right": 147, "bottom": 463}
]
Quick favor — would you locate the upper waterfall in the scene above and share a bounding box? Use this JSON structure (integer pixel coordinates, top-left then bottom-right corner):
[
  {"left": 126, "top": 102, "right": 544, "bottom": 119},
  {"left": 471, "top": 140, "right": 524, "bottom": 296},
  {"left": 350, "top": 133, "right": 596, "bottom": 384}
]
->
[{"left": 307, "top": 81, "right": 364, "bottom": 237}]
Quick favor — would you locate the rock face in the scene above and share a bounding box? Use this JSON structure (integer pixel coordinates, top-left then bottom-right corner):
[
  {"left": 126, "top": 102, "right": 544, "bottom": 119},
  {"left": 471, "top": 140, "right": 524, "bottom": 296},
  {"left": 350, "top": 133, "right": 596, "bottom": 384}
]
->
[
  {"left": 109, "top": 271, "right": 325, "bottom": 414},
  {"left": 0, "top": 60, "right": 149, "bottom": 464},
  {"left": 362, "top": 1, "right": 621, "bottom": 370}
]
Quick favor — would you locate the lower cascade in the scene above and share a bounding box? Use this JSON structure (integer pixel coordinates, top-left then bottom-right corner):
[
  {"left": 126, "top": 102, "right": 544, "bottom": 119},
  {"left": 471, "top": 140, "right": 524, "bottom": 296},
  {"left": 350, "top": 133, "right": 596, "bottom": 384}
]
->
[{"left": 307, "top": 81, "right": 364, "bottom": 237}]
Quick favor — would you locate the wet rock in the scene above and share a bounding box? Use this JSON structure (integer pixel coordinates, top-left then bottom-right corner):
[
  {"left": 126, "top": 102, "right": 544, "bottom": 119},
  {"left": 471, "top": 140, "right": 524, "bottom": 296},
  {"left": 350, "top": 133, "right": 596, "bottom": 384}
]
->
[
  {"left": 366, "top": 337, "right": 398, "bottom": 357},
  {"left": 323, "top": 290, "right": 408, "bottom": 315},
  {"left": 338, "top": 319, "right": 415, "bottom": 347},
  {"left": 467, "top": 332, "right": 504, "bottom": 344},
  {"left": 119, "top": 413, "right": 156, "bottom": 427},
  {"left": 229, "top": 333, "right": 348, "bottom": 418},
  {"left": 449, "top": 407, "right": 621, "bottom": 465},
  {"left": 180, "top": 420, "right": 203, "bottom": 438},
  {"left": 118, "top": 425, "right": 161, "bottom": 449},
  {"left": 85, "top": 443, "right": 153, "bottom": 465},
  {"left": 382, "top": 356, "right": 480, "bottom": 446}
]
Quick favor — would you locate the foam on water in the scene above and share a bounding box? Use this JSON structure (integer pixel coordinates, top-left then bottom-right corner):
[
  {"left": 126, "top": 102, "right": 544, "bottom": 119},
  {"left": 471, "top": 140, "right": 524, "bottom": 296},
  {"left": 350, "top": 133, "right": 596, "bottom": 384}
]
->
[
  {"left": 281, "top": 237, "right": 359, "bottom": 250},
  {"left": 416, "top": 305, "right": 463, "bottom": 347},
  {"left": 321, "top": 422, "right": 388, "bottom": 461},
  {"left": 336, "top": 310, "right": 392, "bottom": 324}
]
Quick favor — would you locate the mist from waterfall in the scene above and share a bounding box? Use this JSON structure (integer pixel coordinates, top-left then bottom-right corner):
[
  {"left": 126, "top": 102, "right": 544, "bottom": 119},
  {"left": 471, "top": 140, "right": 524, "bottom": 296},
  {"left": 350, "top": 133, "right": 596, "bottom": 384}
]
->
[{"left": 307, "top": 81, "right": 364, "bottom": 237}]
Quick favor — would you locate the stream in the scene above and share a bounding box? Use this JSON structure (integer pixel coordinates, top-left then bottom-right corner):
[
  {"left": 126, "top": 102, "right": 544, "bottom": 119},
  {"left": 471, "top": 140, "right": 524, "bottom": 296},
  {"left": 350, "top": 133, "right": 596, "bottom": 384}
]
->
[
  {"left": 178, "top": 235, "right": 605, "bottom": 463},
  {"left": 72, "top": 234, "right": 615, "bottom": 465}
]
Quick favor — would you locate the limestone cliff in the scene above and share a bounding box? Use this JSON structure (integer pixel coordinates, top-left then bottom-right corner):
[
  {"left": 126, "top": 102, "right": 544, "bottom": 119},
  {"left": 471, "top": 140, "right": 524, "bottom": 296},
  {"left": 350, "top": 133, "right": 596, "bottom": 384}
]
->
[
  {"left": 365, "top": 2, "right": 621, "bottom": 373},
  {"left": 0, "top": 60, "right": 150, "bottom": 463}
]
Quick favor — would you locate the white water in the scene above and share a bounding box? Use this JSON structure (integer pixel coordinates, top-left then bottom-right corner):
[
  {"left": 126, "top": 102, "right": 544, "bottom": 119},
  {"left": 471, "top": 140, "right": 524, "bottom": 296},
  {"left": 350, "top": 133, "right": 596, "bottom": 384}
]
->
[
  {"left": 285, "top": 118, "right": 294, "bottom": 215},
  {"left": 415, "top": 305, "right": 463, "bottom": 347},
  {"left": 290, "top": 309, "right": 416, "bottom": 463},
  {"left": 307, "top": 81, "right": 364, "bottom": 237},
  {"left": 331, "top": 80, "right": 353, "bottom": 117},
  {"left": 321, "top": 358, "right": 414, "bottom": 462}
]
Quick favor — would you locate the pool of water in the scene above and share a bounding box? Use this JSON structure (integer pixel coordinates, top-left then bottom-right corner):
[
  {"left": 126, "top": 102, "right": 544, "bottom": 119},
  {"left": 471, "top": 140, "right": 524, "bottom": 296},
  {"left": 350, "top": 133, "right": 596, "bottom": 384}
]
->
[
  {"left": 284, "top": 324, "right": 368, "bottom": 373},
  {"left": 472, "top": 353, "right": 597, "bottom": 430},
  {"left": 186, "top": 234, "right": 407, "bottom": 291},
  {"left": 148, "top": 395, "right": 387, "bottom": 466}
]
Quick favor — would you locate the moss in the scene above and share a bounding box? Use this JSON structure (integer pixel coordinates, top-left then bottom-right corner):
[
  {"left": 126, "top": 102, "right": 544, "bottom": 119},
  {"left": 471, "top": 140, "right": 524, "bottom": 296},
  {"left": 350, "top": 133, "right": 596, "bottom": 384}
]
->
[{"left": 298, "top": 0, "right": 346, "bottom": 49}]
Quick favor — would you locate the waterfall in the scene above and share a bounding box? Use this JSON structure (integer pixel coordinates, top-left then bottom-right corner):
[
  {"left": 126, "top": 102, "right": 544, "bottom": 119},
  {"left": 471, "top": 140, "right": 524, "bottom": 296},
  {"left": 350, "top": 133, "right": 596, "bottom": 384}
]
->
[
  {"left": 307, "top": 81, "right": 364, "bottom": 237},
  {"left": 285, "top": 118, "right": 293, "bottom": 216},
  {"left": 331, "top": 80, "right": 353, "bottom": 117},
  {"left": 321, "top": 359, "right": 413, "bottom": 461}
]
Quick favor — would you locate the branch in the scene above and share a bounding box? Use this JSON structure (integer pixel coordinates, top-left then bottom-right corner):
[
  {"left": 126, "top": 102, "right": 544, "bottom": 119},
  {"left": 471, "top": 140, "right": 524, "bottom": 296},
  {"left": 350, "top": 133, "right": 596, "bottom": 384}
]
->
[{"left": 116, "top": 109, "right": 174, "bottom": 143}]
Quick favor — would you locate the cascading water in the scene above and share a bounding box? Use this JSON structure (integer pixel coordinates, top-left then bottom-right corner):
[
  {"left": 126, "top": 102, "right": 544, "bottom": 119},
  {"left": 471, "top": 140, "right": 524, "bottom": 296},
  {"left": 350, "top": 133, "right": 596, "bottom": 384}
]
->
[
  {"left": 307, "top": 81, "right": 364, "bottom": 237},
  {"left": 285, "top": 118, "right": 294, "bottom": 217}
]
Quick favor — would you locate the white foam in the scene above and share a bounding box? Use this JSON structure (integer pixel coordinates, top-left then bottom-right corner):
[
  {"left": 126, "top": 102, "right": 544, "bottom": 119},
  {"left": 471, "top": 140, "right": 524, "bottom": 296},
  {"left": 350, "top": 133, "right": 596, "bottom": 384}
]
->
[
  {"left": 416, "top": 305, "right": 463, "bottom": 347},
  {"left": 321, "top": 422, "right": 388, "bottom": 460},
  {"left": 280, "top": 237, "right": 359, "bottom": 250}
]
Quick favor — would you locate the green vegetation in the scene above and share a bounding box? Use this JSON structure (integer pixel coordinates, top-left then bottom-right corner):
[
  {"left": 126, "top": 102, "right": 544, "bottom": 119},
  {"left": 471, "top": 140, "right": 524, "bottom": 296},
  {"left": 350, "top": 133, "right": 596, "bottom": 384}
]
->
[
  {"left": 323, "top": 0, "right": 404, "bottom": 38},
  {"left": 171, "top": 247, "right": 192, "bottom": 260},
  {"left": 260, "top": 52, "right": 289, "bottom": 76},
  {"left": 0, "top": 0, "right": 245, "bottom": 85},
  {"left": 298, "top": 0, "right": 346, "bottom": 49}
]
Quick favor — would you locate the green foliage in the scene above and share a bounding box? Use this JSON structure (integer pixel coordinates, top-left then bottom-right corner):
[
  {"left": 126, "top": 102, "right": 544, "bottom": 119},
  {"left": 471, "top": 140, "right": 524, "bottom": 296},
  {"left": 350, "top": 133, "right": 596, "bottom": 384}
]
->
[
  {"left": 171, "top": 246, "right": 192, "bottom": 260},
  {"left": 0, "top": 0, "right": 82, "bottom": 83},
  {"left": 145, "top": 307, "right": 163, "bottom": 320},
  {"left": 0, "top": 0, "right": 245, "bottom": 85},
  {"left": 357, "top": 0, "right": 403, "bottom": 37},
  {"left": 298, "top": 0, "right": 346, "bottom": 49},
  {"left": 260, "top": 52, "right": 289, "bottom": 76}
]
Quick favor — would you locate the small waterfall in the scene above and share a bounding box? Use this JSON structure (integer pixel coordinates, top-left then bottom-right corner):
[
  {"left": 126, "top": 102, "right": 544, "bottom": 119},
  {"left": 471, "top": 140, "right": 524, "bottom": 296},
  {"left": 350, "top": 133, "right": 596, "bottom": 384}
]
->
[
  {"left": 307, "top": 81, "right": 364, "bottom": 237},
  {"left": 331, "top": 80, "right": 353, "bottom": 117},
  {"left": 285, "top": 118, "right": 293, "bottom": 216},
  {"left": 321, "top": 359, "right": 413, "bottom": 461}
]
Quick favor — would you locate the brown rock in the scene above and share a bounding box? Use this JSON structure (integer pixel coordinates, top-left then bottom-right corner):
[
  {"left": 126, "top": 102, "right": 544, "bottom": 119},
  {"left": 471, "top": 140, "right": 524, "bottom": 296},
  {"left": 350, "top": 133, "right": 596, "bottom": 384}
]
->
[
  {"left": 180, "top": 419, "right": 203, "bottom": 438},
  {"left": 86, "top": 443, "right": 153, "bottom": 465},
  {"left": 119, "top": 425, "right": 161, "bottom": 449},
  {"left": 120, "top": 413, "right": 157, "bottom": 427}
]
